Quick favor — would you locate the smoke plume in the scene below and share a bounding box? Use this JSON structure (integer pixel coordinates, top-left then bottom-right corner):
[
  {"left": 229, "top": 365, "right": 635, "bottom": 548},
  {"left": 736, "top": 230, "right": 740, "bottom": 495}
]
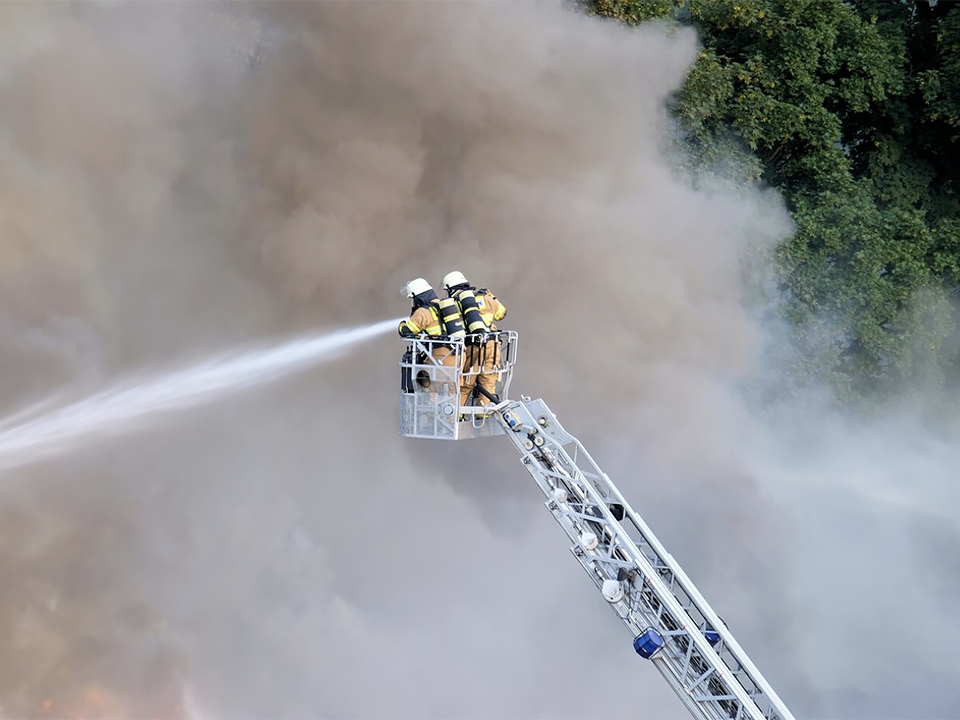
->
[{"left": 0, "top": 2, "right": 956, "bottom": 718}]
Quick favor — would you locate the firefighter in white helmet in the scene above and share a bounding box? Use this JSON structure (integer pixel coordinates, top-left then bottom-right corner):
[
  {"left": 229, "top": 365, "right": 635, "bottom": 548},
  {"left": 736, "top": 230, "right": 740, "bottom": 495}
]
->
[
  {"left": 441, "top": 271, "right": 507, "bottom": 410},
  {"left": 399, "top": 278, "right": 465, "bottom": 397}
]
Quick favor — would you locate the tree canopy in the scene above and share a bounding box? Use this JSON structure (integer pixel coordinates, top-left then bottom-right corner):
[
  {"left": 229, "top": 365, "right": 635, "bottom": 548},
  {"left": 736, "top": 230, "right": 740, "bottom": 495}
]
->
[{"left": 587, "top": 0, "right": 960, "bottom": 411}]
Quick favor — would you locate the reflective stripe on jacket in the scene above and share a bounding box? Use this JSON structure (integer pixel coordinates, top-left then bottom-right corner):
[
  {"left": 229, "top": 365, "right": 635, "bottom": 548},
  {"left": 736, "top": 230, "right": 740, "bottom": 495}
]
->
[
  {"left": 398, "top": 304, "right": 442, "bottom": 337},
  {"left": 476, "top": 291, "right": 506, "bottom": 329}
]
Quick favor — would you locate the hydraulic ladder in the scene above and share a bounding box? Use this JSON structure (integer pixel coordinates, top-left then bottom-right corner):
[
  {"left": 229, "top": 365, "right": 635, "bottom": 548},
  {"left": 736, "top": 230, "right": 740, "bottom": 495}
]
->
[
  {"left": 398, "top": 335, "right": 794, "bottom": 720},
  {"left": 495, "top": 397, "right": 794, "bottom": 720}
]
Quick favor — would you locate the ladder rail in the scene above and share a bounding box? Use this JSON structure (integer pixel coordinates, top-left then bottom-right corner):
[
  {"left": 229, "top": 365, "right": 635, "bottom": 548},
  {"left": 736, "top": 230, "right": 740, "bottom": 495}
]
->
[{"left": 497, "top": 397, "right": 795, "bottom": 720}]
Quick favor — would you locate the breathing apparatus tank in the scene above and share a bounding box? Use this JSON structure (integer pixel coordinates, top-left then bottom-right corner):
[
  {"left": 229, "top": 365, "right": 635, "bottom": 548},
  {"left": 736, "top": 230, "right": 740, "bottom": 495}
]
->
[
  {"left": 436, "top": 297, "right": 465, "bottom": 341},
  {"left": 454, "top": 289, "right": 486, "bottom": 341}
]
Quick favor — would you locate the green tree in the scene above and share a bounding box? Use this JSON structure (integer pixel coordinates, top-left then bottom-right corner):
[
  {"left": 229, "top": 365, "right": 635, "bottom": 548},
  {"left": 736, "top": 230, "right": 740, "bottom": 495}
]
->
[{"left": 586, "top": 0, "right": 960, "bottom": 409}]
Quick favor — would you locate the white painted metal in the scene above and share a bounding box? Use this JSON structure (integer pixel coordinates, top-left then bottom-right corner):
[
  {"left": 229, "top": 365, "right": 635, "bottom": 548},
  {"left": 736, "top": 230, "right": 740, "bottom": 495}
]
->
[
  {"left": 494, "top": 397, "right": 795, "bottom": 720},
  {"left": 396, "top": 333, "right": 794, "bottom": 720},
  {"left": 398, "top": 332, "right": 518, "bottom": 440}
]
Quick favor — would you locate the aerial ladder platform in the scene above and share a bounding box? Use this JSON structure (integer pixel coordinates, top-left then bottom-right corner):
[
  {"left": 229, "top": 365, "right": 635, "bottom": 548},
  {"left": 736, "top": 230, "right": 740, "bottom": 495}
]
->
[{"left": 399, "top": 334, "right": 795, "bottom": 720}]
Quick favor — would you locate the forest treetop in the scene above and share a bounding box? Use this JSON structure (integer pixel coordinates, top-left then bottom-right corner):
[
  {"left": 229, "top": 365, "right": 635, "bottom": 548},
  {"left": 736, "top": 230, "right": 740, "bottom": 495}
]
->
[{"left": 587, "top": 0, "right": 960, "bottom": 412}]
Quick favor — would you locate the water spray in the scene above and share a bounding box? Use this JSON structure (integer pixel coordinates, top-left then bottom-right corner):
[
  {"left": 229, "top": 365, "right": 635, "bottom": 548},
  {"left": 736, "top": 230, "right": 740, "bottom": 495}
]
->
[{"left": 0, "top": 317, "right": 400, "bottom": 472}]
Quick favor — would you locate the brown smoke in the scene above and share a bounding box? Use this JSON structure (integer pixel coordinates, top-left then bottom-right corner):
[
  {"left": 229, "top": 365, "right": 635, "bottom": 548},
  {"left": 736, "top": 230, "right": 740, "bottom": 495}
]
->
[{"left": 0, "top": 2, "right": 957, "bottom": 719}]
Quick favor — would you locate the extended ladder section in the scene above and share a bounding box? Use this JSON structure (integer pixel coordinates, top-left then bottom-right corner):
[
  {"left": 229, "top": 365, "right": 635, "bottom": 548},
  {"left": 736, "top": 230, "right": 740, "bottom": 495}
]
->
[
  {"left": 397, "top": 333, "right": 793, "bottom": 720},
  {"left": 495, "top": 397, "right": 795, "bottom": 720}
]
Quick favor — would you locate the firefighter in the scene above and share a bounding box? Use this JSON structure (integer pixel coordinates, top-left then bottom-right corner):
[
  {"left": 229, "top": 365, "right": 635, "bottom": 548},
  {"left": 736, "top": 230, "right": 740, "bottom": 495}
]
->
[
  {"left": 398, "top": 278, "right": 464, "bottom": 397},
  {"left": 441, "top": 271, "right": 507, "bottom": 410}
]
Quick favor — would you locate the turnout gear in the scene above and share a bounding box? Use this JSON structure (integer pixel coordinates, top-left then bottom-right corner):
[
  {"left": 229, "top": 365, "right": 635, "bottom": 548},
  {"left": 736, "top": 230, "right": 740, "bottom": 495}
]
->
[
  {"left": 398, "top": 304, "right": 442, "bottom": 338},
  {"left": 440, "top": 271, "right": 508, "bottom": 409},
  {"left": 476, "top": 289, "right": 507, "bottom": 327},
  {"left": 398, "top": 279, "right": 465, "bottom": 342},
  {"left": 398, "top": 278, "right": 442, "bottom": 338},
  {"left": 398, "top": 278, "right": 462, "bottom": 397},
  {"left": 462, "top": 339, "right": 501, "bottom": 408},
  {"left": 398, "top": 303, "right": 443, "bottom": 338},
  {"left": 441, "top": 271, "right": 507, "bottom": 330}
]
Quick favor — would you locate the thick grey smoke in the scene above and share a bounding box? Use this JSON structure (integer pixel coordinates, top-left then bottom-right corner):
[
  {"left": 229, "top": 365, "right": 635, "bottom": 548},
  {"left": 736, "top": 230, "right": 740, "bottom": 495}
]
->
[{"left": 0, "top": 2, "right": 956, "bottom": 719}]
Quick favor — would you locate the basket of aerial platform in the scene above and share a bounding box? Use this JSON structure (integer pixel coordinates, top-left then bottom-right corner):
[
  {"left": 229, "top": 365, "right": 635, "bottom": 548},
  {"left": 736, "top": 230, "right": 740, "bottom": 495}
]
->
[{"left": 399, "top": 330, "right": 519, "bottom": 440}]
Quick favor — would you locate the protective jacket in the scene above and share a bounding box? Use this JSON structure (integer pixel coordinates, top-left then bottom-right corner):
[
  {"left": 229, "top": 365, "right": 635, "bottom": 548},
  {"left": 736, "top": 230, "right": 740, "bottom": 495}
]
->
[
  {"left": 452, "top": 286, "right": 507, "bottom": 408},
  {"left": 475, "top": 289, "right": 507, "bottom": 330},
  {"left": 452, "top": 287, "right": 506, "bottom": 331},
  {"left": 398, "top": 304, "right": 442, "bottom": 338},
  {"left": 398, "top": 298, "right": 465, "bottom": 340}
]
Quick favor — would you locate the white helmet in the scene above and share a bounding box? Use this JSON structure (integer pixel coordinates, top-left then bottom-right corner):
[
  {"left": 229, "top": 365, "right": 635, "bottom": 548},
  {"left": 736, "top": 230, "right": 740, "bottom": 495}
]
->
[
  {"left": 402, "top": 277, "right": 432, "bottom": 297},
  {"left": 442, "top": 270, "right": 468, "bottom": 290}
]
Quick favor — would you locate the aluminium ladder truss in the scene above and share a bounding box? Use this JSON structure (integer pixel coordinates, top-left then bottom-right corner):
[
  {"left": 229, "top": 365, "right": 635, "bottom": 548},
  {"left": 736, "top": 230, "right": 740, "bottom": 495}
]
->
[
  {"left": 398, "top": 334, "right": 794, "bottom": 720},
  {"left": 495, "top": 397, "right": 794, "bottom": 720}
]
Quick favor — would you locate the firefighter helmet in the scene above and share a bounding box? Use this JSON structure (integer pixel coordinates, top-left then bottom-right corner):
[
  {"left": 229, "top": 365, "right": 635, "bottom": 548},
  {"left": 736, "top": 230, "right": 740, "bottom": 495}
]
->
[
  {"left": 403, "top": 278, "right": 433, "bottom": 297},
  {"left": 442, "top": 270, "right": 469, "bottom": 290}
]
